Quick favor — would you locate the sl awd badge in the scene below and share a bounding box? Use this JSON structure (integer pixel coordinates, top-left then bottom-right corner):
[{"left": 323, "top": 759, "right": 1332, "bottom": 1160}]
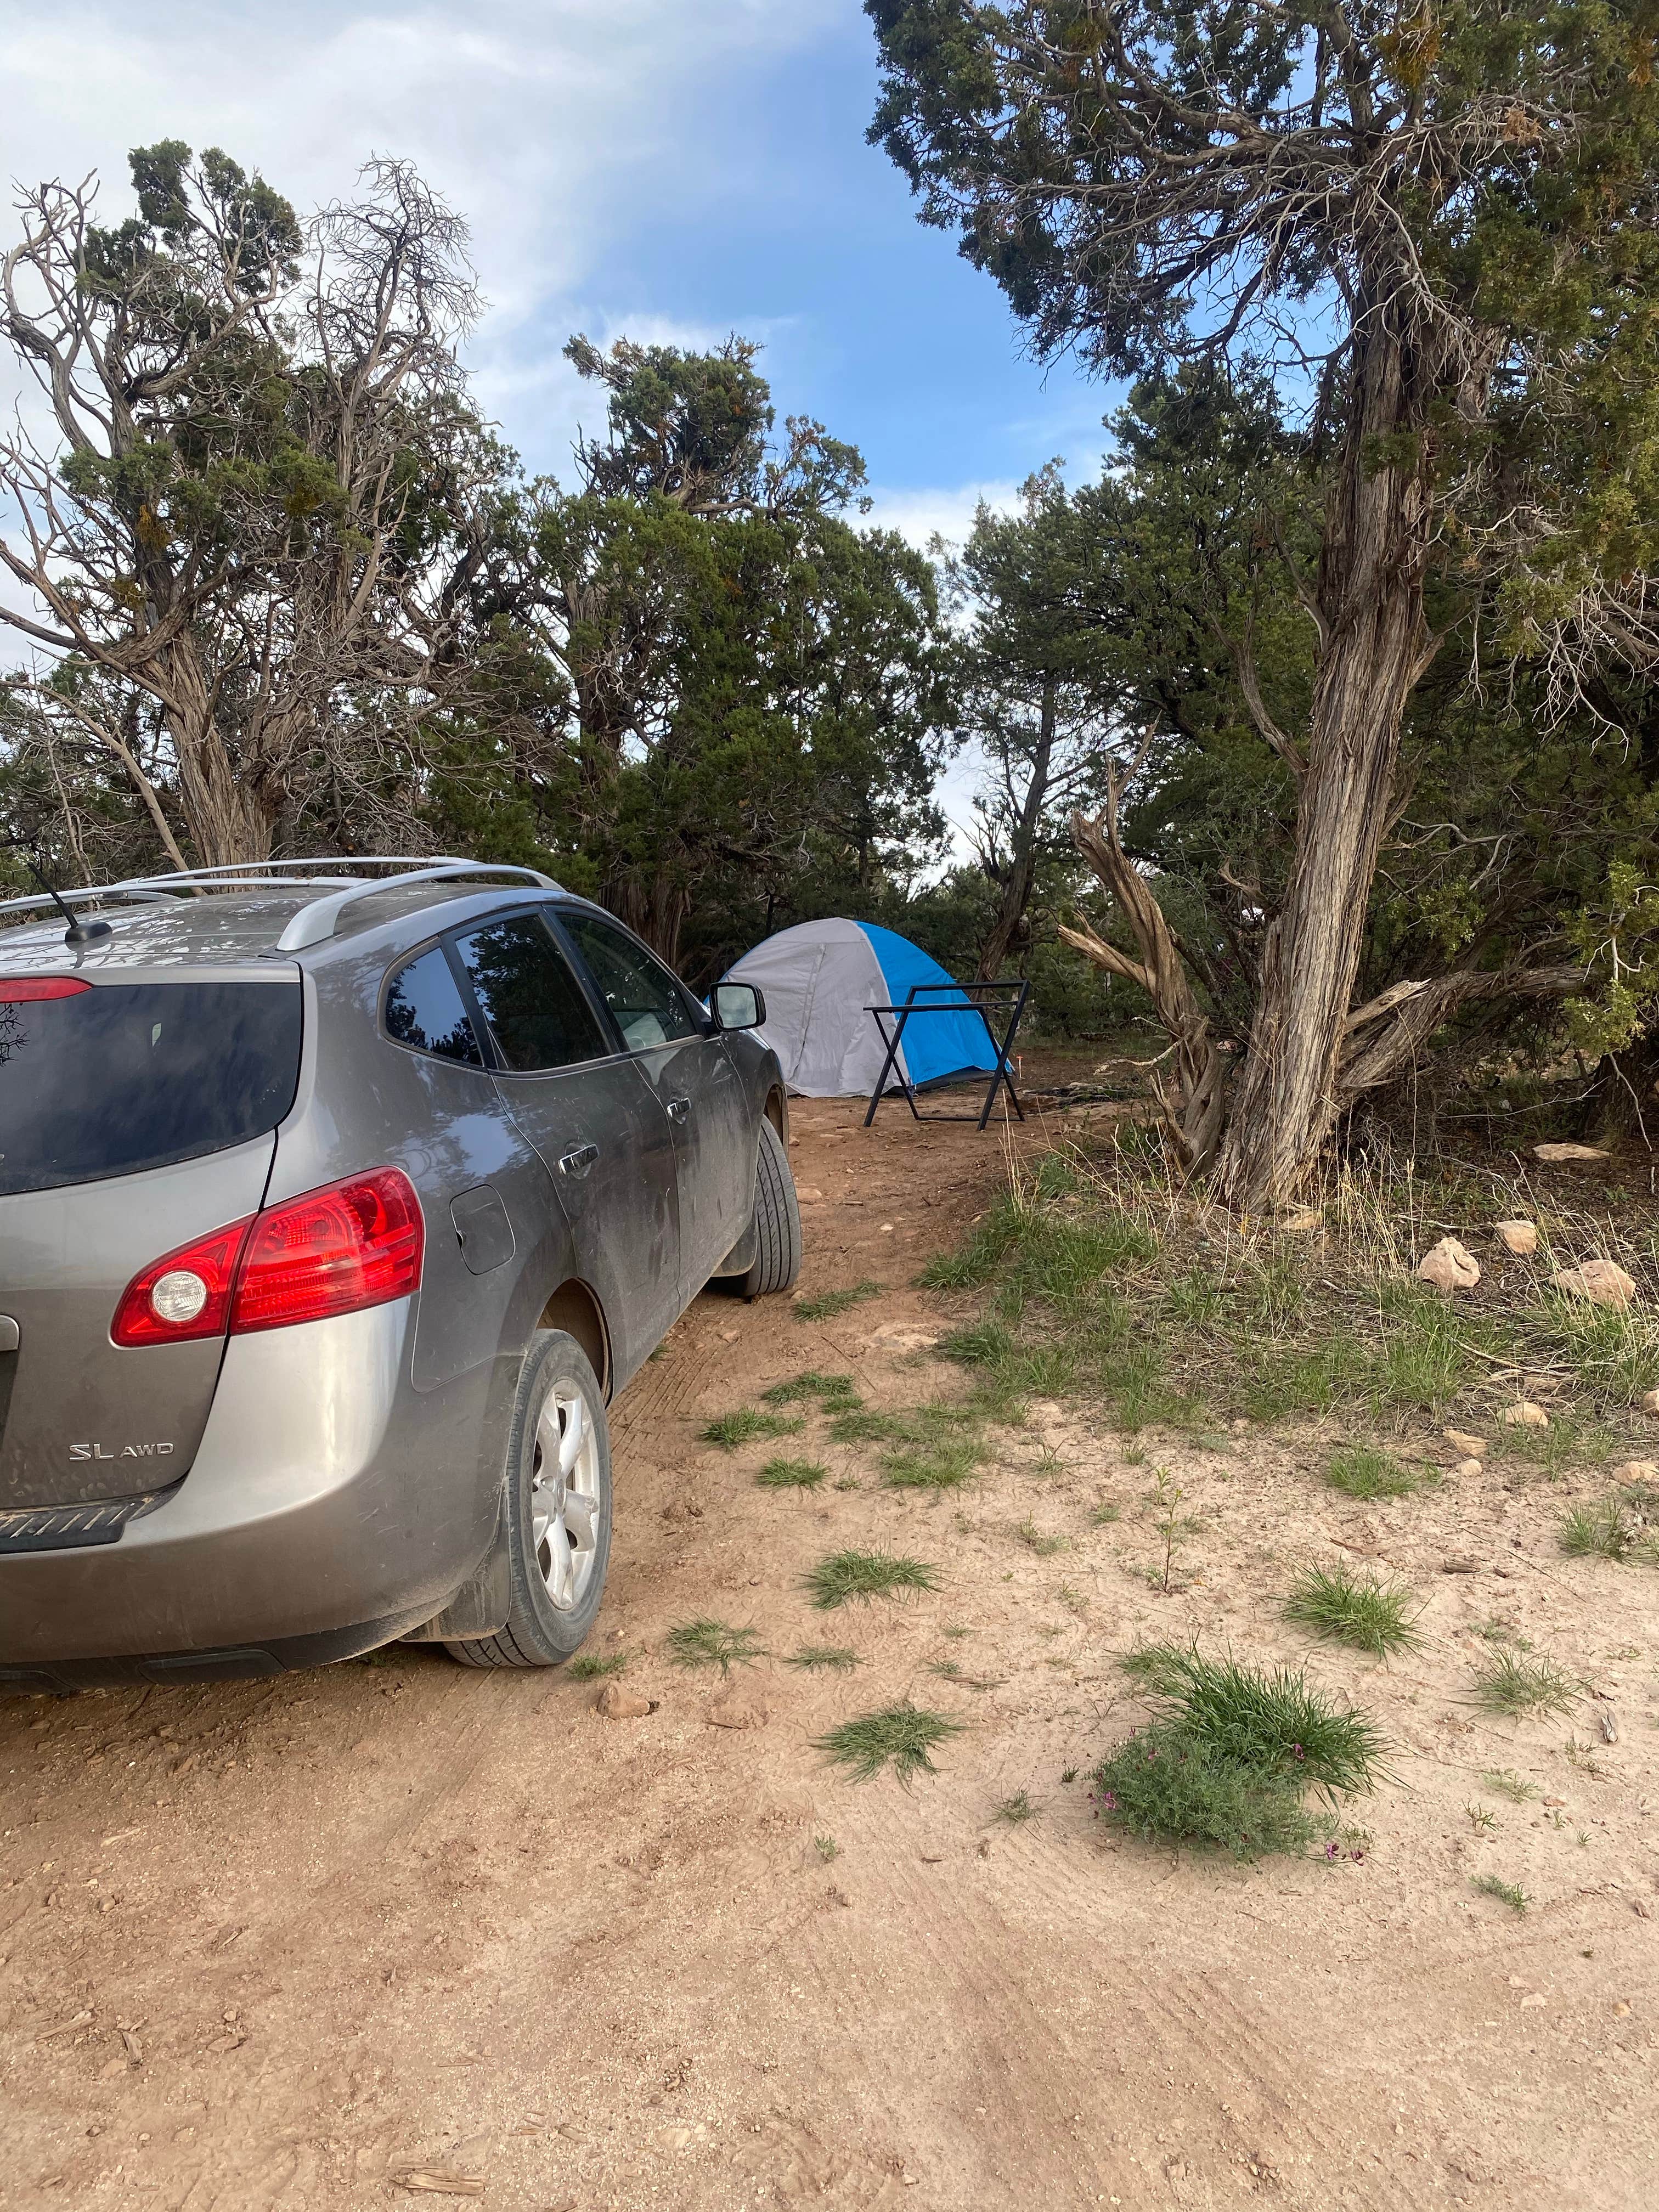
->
[{"left": 70, "top": 1441, "right": 176, "bottom": 1462}]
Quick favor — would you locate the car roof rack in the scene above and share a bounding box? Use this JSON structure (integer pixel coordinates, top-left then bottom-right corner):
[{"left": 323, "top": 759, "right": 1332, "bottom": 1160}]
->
[{"left": 0, "top": 856, "right": 561, "bottom": 950}]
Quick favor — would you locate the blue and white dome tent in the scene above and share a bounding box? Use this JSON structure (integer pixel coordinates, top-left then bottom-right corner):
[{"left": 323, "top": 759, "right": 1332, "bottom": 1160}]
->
[{"left": 720, "top": 919, "right": 998, "bottom": 1099}]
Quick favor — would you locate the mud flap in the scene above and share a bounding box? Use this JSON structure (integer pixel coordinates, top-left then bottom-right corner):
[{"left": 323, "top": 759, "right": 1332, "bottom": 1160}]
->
[
  {"left": 711, "top": 1220, "right": 758, "bottom": 1279},
  {"left": 400, "top": 1490, "right": 512, "bottom": 1641}
]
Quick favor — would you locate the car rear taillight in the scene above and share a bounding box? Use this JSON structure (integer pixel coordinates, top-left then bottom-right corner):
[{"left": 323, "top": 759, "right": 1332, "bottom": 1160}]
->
[
  {"left": 112, "top": 1217, "right": 255, "bottom": 1347},
  {"left": 229, "top": 1168, "right": 424, "bottom": 1334},
  {"left": 0, "top": 976, "right": 92, "bottom": 1003},
  {"left": 111, "top": 1168, "right": 424, "bottom": 1347}
]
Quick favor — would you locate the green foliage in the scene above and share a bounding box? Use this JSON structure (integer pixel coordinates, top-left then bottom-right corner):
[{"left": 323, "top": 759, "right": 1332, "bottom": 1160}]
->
[
  {"left": 804, "top": 1549, "right": 940, "bottom": 1608},
  {"left": 794, "top": 1281, "right": 883, "bottom": 1322},
  {"left": 1470, "top": 1650, "right": 1579, "bottom": 1719},
  {"left": 699, "top": 1409, "right": 803, "bottom": 1451},
  {"left": 1124, "top": 1646, "right": 1389, "bottom": 1800},
  {"left": 757, "top": 1457, "right": 829, "bottom": 1491},
  {"left": 1471, "top": 1874, "right": 1530, "bottom": 1914},
  {"left": 567, "top": 1651, "right": 628, "bottom": 1681},
  {"left": 1325, "top": 1444, "right": 1423, "bottom": 1501},
  {"left": 1091, "top": 1725, "right": 1323, "bottom": 1860},
  {"left": 664, "top": 1619, "right": 765, "bottom": 1671},
  {"left": 786, "top": 1645, "right": 860, "bottom": 1672},
  {"left": 813, "top": 1701, "right": 963, "bottom": 1784},
  {"left": 761, "top": 1372, "right": 864, "bottom": 1413},
  {"left": 1284, "top": 1567, "right": 1422, "bottom": 1660}
]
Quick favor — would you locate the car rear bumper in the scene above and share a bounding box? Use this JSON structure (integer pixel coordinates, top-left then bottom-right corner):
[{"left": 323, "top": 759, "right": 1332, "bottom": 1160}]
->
[{"left": 0, "top": 1299, "right": 500, "bottom": 1681}]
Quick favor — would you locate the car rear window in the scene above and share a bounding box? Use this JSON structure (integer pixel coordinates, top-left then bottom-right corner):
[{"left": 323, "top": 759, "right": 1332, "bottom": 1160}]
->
[{"left": 0, "top": 979, "right": 302, "bottom": 1195}]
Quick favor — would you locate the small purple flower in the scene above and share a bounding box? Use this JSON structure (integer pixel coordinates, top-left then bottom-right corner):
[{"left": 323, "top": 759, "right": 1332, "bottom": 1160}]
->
[
  {"left": 1325, "top": 1841, "right": 1340, "bottom": 1861},
  {"left": 1293, "top": 1742, "right": 1306, "bottom": 1762},
  {"left": 1101, "top": 1790, "right": 1118, "bottom": 1813}
]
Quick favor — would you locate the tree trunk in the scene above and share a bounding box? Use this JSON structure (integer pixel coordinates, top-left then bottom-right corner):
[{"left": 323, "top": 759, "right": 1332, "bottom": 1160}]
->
[
  {"left": 976, "top": 674, "right": 1054, "bottom": 982},
  {"left": 1212, "top": 309, "right": 1438, "bottom": 1209}
]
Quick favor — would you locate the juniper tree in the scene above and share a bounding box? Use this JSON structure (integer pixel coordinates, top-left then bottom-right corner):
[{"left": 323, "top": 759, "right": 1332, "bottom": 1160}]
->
[{"left": 867, "top": 0, "right": 1659, "bottom": 1202}]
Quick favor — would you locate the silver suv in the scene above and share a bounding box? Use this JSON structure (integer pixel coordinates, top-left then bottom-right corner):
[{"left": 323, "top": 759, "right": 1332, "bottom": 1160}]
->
[{"left": 0, "top": 860, "right": 801, "bottom": 1691}]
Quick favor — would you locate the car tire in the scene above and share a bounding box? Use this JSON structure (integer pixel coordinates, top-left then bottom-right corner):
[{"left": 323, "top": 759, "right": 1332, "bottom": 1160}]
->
[
  {"left": 445, "top": 1330, "right": 612, "bottom": 1669},
  {"left": 735, "top": 1116, "right": 802, "bottom": 1300}
]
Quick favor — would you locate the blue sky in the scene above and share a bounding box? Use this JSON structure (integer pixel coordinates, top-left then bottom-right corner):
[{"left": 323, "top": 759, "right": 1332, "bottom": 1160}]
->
[{"left": 2, "top": 0, "right": 1121, "bottom": 545}]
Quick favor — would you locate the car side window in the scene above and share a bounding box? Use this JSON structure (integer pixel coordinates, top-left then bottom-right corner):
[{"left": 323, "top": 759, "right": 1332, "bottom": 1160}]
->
[
  {"left": 561, "top": 912, "right": 702, "bottom": 1052},
  {"left": 384, "top": 945, "right": 484, "bottom": 1067},
  {"left": 455, "top": 915, "right": 610, "bottom": 1074}
]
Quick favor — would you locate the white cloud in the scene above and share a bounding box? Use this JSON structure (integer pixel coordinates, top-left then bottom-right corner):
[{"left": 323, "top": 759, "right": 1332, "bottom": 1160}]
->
[
  {"left": 0, "top": 0, "right": 845, "bottom": 471},
  {"left": 861, "top": 479, "right": 1025, "bottom": 555}
]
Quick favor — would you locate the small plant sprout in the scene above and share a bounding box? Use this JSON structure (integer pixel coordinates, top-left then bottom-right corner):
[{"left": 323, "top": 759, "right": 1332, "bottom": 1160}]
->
[
  {"left": 1470, "top": 1650, "right": 1579, "bottom": 1720},
  {"left": 814, "top": 1702, "right": 963, "bottom": 1785},
  {"left": 567, "top": 1651, "right": 627, "bottom": 1682},
  {"left": 1091, "top": 1500, "right": 1122, "bottom": 1526},
  {"left": 1283, "top": 1566, "right": 1423, "bottom": 1659},
  {"left": 699, "top": 1408, "right": 803, "bottom": 1451},
  {"left": 814, "top": 1835, "right": 839, "bottom": 1863},
  {"left": 1471, "top": 1873, "right": 1529, "bottom": 1914},
  {"left": 995, "top": 1790, "right": 1038, "bottom": 1825},
  {"left": 786, "top": 1645, "right": 859, "bottom": 1673},
  {"left": 794, "top": 1280, "right": 882, "bottom": 1323},
  {"left": 1017, "top": 1519, "right": 1068, "bottom": 1557},
  {"left": 664, "top": 1618, "right": 765, "bottom": 1672},
  {"left": 804, "top": 1549, "right": 940, "bottom": 1609},
  {"left": 1149, "top": 1471, "right": 1192, "bottom": 1593},
  {"left": 1482, "top": 1768, "right": 1540, "bottom": 1803},
  {"left": 1057, "top": 1581, "right": 1088, "bottom": 1615},
  {"left": 1560, "top": 1499, "right": 1642, "bottom": 1561},
  {"left": 755, "top": 1457, "right": 828, "bottom": 1491},
  {"left": 1061, "top": 1765, "right": 1079, "bottom": 1784},
  {"left": 1465, "top": 1801, "right": 1498, "bottom": 1834}
]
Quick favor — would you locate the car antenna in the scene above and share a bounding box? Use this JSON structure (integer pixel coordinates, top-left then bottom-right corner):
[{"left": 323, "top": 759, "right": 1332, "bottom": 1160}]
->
[{"left": 1, "top": 836, "right": 111, "bottom": 946}]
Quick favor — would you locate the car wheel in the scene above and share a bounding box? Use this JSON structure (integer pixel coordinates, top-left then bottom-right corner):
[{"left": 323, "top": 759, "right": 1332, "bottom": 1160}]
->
[
  {"left": 735, "top": 1115, "right": 802, "bottom": 1300},
  {"left": 445, "top": 1330, "right": 612, "bottom": 1668}
]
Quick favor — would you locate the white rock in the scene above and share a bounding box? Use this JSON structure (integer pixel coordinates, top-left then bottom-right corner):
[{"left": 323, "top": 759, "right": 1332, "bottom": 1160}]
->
[
  {"left": 1494, "top": 1219, "right": 1538, "bottom": 1256},
  {"left": 1416, "top": 1237, "right": 1481, "bottom": 1295},
  {"left": 1454, "top": 1457, "right": 1484, "bottom": 1480},
  {"left": 1533, "top": 1142, "right": 1609, "bottom": 1164},
  {"left": 1499, "top": 1401, "right": 1550, "bottom": 1429},
  {"left": 1641, "top": 1389, "right": 1659, "bottom": 1418},
  {"left": 1551, "top": 1259, "right": 1638, "bottom": 1310}
]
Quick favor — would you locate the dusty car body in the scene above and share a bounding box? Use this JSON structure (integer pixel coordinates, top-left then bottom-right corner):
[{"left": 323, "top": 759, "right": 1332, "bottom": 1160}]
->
[{"left": 0, "top": 861, "right": 798, "bottom": 1690}]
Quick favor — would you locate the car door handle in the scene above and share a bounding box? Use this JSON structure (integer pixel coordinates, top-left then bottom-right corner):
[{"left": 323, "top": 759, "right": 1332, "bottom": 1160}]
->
[
  {"left": 557, "top": 1143, "right": 599, "bottom": 1178},
  {"left": 667, "top": 1096, "right": 691, "bottom": 1124}
]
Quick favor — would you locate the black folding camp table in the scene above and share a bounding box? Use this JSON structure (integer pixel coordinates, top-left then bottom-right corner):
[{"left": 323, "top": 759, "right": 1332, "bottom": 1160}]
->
[{"left": 862, "top": 977, "right": 1030, "bottom": 1131}]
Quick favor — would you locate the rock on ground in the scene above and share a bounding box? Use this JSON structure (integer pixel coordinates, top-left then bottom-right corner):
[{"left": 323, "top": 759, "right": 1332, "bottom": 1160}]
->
[
  {"left": 1551, "top": 1259, "right": 1638, "bottom": 1310},
  {"left": 1613, "top": 1459, "right": 1659, "bottom": 1486},
  {"left": 596, "top": 1683, "right": 653, "bottom": 1719},
  {"left": 1493, "top": 1219, "right": 1538, "bottom": 1256},
  {"left": 1533, "top": 1142, "right": 1610, "bottom": 1163},
  {"left": 1500, "top": 1401, "right": 1551, "bottom": 1429},
  {"left": 1416, "top": 1237, "right": 1481, "bottom": 1295},
  {"left": 1444, "top": 1429, "right": 1487, "bottom": 1460}
]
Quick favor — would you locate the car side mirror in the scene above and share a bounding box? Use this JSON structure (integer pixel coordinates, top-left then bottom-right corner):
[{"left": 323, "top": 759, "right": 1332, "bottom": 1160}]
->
[{"left": 712, "top": 982, "right": 764, "bottom": 1031}]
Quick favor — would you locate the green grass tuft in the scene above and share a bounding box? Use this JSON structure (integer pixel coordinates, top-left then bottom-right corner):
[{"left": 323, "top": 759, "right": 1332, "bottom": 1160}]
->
[
  {"left": 567, "top": 1651, "right": 627, "bottom": 1681},
  {"left": 1471, "top": 1872, "right": 1529, "bottom": 1912},
  {"left": 1559, "top": 1497, "right": 1655, "bottom": 1561},
  {"left": 881, "top": 1430, "right": 989, "bottom": 1491},
  {"left": 1470, "top": 1649, "right": 1579, "bottom": 1719},
  {"left": 1325, "top": 1442, "right": 1423, "bottom": 1500},
  {"left": 699, "top": 1408, "right": 804, "bottom": 1451},
  {"left": 995, "top": 1790, "right": 1039, "bottom": 1825},
  {"left": 664, "top": 1618, "right": 766, "bottom": 1672},
  {"left": 794, "top": 1280, "right": 882, "bottom": 1322},
  {"left": 1482, "top": 1768, "right": 1540, "bottom": 1803},
  {"left": 804, "top": 1548, "right": 940, "bottom": 1608},
  {"left": 1283, "top": 1566, "right": 1422, "bottom": 1658},
  {"left": 761, "top": 1370, "right": 863, "bottom": 1414},
  {"left": 1093, "top": 1647, "right": 1384, "bottom": 1859},
  {"left": 755, "top": 1457, "right": 828, "bottom": 1491},
  {"left": 786, "top": 1644, "right": 860, "bottom": 1672},
  {"left": 812, "top": 1701, "right": 963, "bottom": 1784}
]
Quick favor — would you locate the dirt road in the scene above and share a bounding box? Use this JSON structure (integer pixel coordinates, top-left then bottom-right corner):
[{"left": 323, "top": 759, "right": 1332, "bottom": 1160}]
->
[{"left": 2, "top": 1098, "right": 1656, "bottom": 2210}]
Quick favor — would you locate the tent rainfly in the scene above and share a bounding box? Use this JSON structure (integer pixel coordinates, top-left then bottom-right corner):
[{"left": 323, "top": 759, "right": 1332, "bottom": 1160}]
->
[{"left": 720, "top": 919, "right": 998, "bottom": 1099}]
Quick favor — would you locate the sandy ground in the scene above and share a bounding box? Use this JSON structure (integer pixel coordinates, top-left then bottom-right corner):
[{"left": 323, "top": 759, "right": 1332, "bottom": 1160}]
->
[{"left": 2, "top": 1094, "right": 1657, "bottom": 2211}]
